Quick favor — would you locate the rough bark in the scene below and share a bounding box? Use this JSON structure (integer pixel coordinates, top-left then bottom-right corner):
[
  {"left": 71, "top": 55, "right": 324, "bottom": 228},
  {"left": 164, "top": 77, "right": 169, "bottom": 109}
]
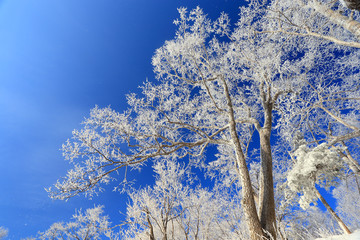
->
[
  {"left": 315, "top": 188, "right": 352, "bottom": 234},
  {"left": 232, "top": 128, "right": 265, "bottom": 240},
  {"left": 259, "top": 128, "right": 277, "bottom": 240}
]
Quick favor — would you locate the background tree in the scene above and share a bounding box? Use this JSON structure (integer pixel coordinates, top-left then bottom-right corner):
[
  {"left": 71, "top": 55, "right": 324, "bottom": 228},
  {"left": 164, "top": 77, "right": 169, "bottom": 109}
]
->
[{"left": 123, "top": 160, "right": 247, "bottom": 240}]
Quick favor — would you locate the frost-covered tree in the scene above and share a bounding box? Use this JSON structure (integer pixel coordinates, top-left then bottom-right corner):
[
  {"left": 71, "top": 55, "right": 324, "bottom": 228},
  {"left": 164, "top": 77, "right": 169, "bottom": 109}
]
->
[
  {"left": 258, "top": 0, "right": 360, "bottom": 232},
  {"left": 36, "top": 206, "right": 115, "bottom": 240},
  {"left": 0, "top": 227, "right": 8, "bottom": 240},
  {"left": 47, "top": 3, "right": 360, "bottom": 239}
]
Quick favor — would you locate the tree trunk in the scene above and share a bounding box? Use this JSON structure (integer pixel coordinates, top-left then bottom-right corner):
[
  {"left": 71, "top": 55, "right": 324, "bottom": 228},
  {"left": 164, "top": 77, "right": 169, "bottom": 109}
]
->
[
  {"left": 221, "top": 77, "right": 265, "bottom": 239},
  {"left": 257, "top": 91, "right": 277, "bottom": 240},
  {"left": 315, "top": 188, "right": 352, "bottom": 234},
  {"left": 258, "top": 128, "right": 277, "bottom": 240}
]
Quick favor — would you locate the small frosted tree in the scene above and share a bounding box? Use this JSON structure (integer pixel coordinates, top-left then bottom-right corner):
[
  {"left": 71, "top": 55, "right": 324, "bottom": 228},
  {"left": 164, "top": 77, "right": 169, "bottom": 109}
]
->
[
  {"left": 123, "top": 160, "right": 247, "bottom": 240},
  {"left": 0, "top": 227, "right": 8, "bottom": 240},
  {"left": 123, "top": 160, "right": 190, "bottom": 240}
]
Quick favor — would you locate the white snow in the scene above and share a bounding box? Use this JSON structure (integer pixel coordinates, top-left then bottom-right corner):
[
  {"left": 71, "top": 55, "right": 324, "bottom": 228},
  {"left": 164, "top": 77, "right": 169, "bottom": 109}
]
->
[{"left": 316, "top": 230, "right": 360, "bottom": 240}]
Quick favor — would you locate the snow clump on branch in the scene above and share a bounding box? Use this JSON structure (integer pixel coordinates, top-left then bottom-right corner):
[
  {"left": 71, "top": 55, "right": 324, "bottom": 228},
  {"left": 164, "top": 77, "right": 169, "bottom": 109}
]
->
[{"left": 287, "top": 143, "right": 346, "bottom": 209}]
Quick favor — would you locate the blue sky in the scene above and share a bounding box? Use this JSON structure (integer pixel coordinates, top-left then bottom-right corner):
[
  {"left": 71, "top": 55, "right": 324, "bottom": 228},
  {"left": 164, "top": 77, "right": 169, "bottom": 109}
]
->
[{"left": 0, "top": 0, "right": 241, "bottom": 238}]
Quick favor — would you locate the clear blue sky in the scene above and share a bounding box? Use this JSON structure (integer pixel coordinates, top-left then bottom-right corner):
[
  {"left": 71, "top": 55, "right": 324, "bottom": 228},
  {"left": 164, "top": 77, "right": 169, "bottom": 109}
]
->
[{"left": 0, "top": 0, "right": 241, "bottom": 238}]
